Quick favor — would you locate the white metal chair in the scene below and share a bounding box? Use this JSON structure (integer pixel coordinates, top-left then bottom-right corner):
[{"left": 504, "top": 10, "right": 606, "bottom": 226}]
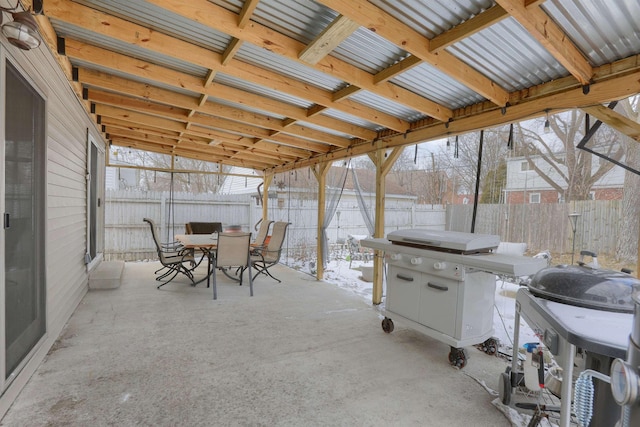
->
[
  {"left": 143, "top": 218, "right": 196, "bottom": 288},
  {"left": 253, "top": 219, "right": 274, "bottom": 249},
  {"left": 250, "top": 221, "right": 290, "bottom": 283},
  {"left": 212, "top": 231, "right": 253, "bottom": 300}
]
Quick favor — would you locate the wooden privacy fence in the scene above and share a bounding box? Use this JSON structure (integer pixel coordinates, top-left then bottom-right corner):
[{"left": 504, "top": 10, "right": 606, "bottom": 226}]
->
[
  {"left": 104, "top": 190, "right": 447, "bottom": 261},
  {"left": 447, "top": 200, "right": 630, "bottom": 257},
  {"left": 105, "top": 190, "right": 631, "bottom": 262}
]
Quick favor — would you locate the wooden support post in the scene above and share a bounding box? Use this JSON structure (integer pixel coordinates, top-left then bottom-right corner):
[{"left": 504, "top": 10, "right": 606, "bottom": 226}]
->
[
  {"left": 312, "top": 163, "right": 331, "bottom": 280},
  {"left": 369, "top": 147, "right": 403, "bottom": 304},
  {"left": 262, "top": 173, "right": 273, "bottom": 221}
]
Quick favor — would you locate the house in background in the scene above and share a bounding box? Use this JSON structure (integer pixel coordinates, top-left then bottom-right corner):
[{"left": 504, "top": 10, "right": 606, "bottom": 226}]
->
[{"left": 504, "top": 155, "right": 625, "bottom": 204}]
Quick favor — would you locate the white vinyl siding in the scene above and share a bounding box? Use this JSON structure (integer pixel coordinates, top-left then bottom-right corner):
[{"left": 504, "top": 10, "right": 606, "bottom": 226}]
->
[{"left": 0, "top": 42, "right": 104, "bottom": 417}]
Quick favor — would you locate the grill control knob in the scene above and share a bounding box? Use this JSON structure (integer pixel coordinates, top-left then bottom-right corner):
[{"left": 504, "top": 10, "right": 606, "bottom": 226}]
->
[
  {"left": 410, "top": 257, "right": 422, "bottom": 265},
  {"left": 390, "top": 253, "right": 402, "bottom": 261},
  {"left": 433, "top": 261, "right": 447, "bottom": 270}
]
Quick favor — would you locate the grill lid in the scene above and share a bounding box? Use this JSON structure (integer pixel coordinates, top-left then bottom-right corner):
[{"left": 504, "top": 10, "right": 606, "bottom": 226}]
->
[
  {"left": 387, "top": 229, "right": 500, "bottom": 253},
  {"left": 528, "top": 264, "right": 640, "bottom": 313}
]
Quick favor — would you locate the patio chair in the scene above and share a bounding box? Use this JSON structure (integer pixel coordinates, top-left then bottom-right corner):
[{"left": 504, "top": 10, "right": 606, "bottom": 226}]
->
[
  {"left": 250, "top": 221, "right": 290, "bottom": 283},
  {"left": 253, "top": 219, "right": 274, "bottom": 249},
  {"left": 143, "top": 218, "right": 196, "bottom": 288},
  {"left": 212, "top": 232, "right": 253, "bottom": 300}
]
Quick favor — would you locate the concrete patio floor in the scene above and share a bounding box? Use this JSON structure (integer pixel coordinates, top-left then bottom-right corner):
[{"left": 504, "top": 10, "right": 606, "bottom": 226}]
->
[{"left": 1, "top": 261, "right": 511, "bottom": 426}]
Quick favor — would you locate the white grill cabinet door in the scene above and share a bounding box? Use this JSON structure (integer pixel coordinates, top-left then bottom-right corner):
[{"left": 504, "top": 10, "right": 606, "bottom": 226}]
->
[
  {"left": 386, "top": 265, "right": 421, "bottom": 322},
  {"left": 418, "top": 276, "right": 459, "bottom": 337},
  {"left": 456, "top": 271, "right": 496, "bottom": 341}
]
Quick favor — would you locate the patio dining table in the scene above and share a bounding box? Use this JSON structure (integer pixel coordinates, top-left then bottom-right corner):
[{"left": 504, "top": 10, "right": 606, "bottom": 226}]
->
[{"left": 175, "top": 234, "right": 218, "bottom": 288}]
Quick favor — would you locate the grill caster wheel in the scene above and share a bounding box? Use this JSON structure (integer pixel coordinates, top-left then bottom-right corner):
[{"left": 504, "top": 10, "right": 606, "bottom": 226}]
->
[
  {"left": 482, "top": 338, "right": 498, "bottom": 355},
  {"left": 381, "top": 317, "right": 394, "bottom": 333},
  {"left": 448, "top": 347, "right": 468, "bottom": 369}
]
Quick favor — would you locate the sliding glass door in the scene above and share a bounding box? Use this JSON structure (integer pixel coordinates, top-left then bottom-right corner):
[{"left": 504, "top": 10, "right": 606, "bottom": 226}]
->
[{"left": 4, "top": 61, "right": 46, "bottom": 380}]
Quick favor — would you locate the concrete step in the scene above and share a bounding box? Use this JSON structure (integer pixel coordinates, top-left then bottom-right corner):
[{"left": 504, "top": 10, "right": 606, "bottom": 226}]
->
[{"left": 89, "top": 261, "right": 124, "bottom": 290}]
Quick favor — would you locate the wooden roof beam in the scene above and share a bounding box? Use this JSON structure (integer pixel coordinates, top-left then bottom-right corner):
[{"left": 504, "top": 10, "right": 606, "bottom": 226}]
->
[
  {"left": 298, "top": 15, "right": 360, "bottom": 65},
  {"left": 495, "top": 0, "right": 593, "bottom": 85},
  {"left": 581, "top": 104, "right": 640, "bottom": 141},
  {"left": 144, "top": 0, "right": 452, "bottom": 121},
  {"left": 316, "top": 0, "right": 509, "bottom": 106},
  {"left": 238, "top": 0, "right": 260, "bottom": 29},
  {"left": 76, "top": 66, "right": 354, "bottom": 148},
  {"left": 373, "top": 56, "right": 422, "bottom": 85},
  {"left": 268, "top": 65, "right": 640, "bottom": 174},
  {"left": 222, "top": 38, "right": 243, "bottom": 65},
  {"left": 429, "top": 1, "right": 544, "bottom": 52},
  {"left": 333, "top": 85, "right": 362, "bottom": 102},
  {"left": 45, "top": 0, "right": 408, "bottom": 132},
  {"left": 64, "top": 39, "right": 376, "bottom": 140}
]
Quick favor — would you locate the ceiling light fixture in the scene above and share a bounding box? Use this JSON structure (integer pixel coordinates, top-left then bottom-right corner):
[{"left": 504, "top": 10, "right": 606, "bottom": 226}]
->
[{"left": 0, "top": 1, "right": 43, "bottom": 51}]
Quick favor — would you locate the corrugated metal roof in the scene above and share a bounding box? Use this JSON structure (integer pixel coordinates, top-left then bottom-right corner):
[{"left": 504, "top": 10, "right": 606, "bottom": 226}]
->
[
  {"left": 74, "top": 0, "right": 232, "bottom": 51},
  {"left": 237, "top": 43, "right": 344, "bottom": 91},
  {"left": 294, "top": 121, "right": 354, "bottom": 139},
  {"left": 448, "top": 18, "right": 567, "bottom": 91},
  {"left": 52, "top": 20, "right": 210, "bottom": 78},
  {"left": 41, "top": 0, "right": 640, "bottom": 171},
  {"left": 332, "top": 27, "right": 407, "bottom": 75},
  {"left": 251, "top": 0, "right": 339, "bottom": 44},
  {"left": 391, "top": 63, "right": 485, "bottom": 110},
  {"left": 349, "top": 90, "right": 426, "bottom": 122},
  {"left": 69, "top": 57, "right": 200, "bottom": 98},
  {"left": 369, "top": 0, "right": 567, "bottom": 92},
  {"left": 213, "top": 73, "right": 314, "bottom": 109},
  {"left": 208, "top": 98, "right": 288, "bottom": 121},
  {"left": 542, "top": 0, "right": 640, "bottom": 66},
  {"left": 321, "top": 110, "right": 384, "bottom": 132},
  {"left": 370, "top": 0, "right": 495, "bottom": 39}
]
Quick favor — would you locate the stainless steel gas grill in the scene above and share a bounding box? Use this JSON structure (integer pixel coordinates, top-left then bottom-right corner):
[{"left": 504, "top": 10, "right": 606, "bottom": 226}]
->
[{"left": 362, "top": 229, "right": 547, "bottom": 368}]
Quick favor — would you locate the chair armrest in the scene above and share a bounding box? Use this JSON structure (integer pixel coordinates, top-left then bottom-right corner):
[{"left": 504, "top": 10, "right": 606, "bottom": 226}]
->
[{"left": 161, "top": 241, "right": 183, "bottom": 251}]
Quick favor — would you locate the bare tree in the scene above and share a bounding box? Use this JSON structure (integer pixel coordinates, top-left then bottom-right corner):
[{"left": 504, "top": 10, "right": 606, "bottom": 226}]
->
[
  {"left": 516, "top": 110, "right": 624, "bottom": 201},
  {"left": 436, "top": 127, "right": 512, "bottom": 199},
  {"left": 615, "top": 97, "right": 640, "bottom": 262}
]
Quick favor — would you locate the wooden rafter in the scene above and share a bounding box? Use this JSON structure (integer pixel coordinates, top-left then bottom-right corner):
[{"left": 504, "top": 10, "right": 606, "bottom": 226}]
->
[
  {"left": 581, "top": 105, "right": 640, "bottom": 142},
  {"left": 298, "top": 15, "right": 360, "bottom": 65},
  {"left": 143, "top": 0, "right": 452, "bottom": 121},
  {"left": 270, "top": 63, "right": 640, "bottom": 174},
  {"left": 495, "top": 0, "right": 593, "bottom": 85},
  {"left": 315, "top": 0, "right": 510, "bottom": 106},
  {"left": 429, "top": 0, "right": 545, "bottom": 52},
  {"left": 238, "top": 0, "right": 260, "bottom": 29},
  {"left": 45, "top": 0, "right": 410, "bottom": 132},
  {"left": 373, "top": 56, "right": 422, "bottom": 85},
  {"left": 65, "top": 40, "right": 373, "bottom": 141}
]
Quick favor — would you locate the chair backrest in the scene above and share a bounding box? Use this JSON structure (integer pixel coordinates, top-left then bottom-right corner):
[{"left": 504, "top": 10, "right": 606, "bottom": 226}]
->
[
  {"left": 261, "top": 222, "right": 289, "bottom": 262},
  {"left": 143, "top": 218, "right": 170, "bottom": 262},
  {"left": 216, "top": 232, "right": 251, "bottom": 268},
  {"left": 185, "top": 223, "right": 193, "bottom": 234},
  {"left": 254, "top": 219, "right": 274, "bottom": 246},
  {"left": 143, "top": 218, "right": 161, "bottom": 251},
  {"left": 188, "top": 222, "right": 223, "bottom": 234}
]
